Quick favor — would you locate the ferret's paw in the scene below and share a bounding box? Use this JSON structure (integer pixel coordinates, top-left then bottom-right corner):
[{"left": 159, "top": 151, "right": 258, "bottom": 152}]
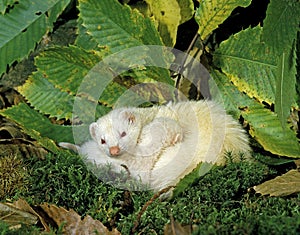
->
[
  {"left": 173, "top": 132, "right": 183, "bottom": 145},
  {"left": 166, "top": 125, "right": 183, "bottom": 145},
  {"left": 170, "top": 132, "right": 183, "bottom": 145},
  {"left": 59, "top": 142, "right": 80, "bottom": 153}
]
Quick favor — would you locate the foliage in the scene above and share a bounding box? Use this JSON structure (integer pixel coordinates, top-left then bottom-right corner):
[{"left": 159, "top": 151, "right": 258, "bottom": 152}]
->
[
  {"left": 0, "top": 0, "right": 71, "bottom": 75},
  {"left": 211, "top": 1, "right": 300, "bottom": 157},
  {"left": 195, "top": 0, "right": 251, "bottom": 40},
  {"left": 211, "top": 69, "right": 300, "bottom": 157},
  {"left": 0, "top": 1, "right": 300, "bottom": 233},
  {"left": 144, "top": 0, "right": 194, "bottom": 46},
  {"left": 0, "top": 0, "right": 298, "bottom": 159},
  {"left": 213, "top": 26, "right": 277, "bottom": 105}
]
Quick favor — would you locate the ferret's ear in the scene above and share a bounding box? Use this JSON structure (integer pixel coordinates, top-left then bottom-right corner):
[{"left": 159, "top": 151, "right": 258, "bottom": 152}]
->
[
  {"left": 122, "top": 111, "right": 135, "bottom": 124},
  {"left": 89, "top": 122, "right": 98, "bottom": 140}
]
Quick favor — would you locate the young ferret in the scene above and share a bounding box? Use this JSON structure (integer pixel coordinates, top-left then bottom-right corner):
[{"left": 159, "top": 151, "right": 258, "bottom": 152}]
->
[{"left": 59, "top": 100, "right": 251, "bottom": 191}]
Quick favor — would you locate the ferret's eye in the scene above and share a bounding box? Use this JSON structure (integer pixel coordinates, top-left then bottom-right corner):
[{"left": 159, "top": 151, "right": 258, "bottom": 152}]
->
[
  {"left": 120, "top": 131, "right": 127, "bottom": 137},
  {"left": 101, "top": 139, "right": 106, "bottom": 144}
]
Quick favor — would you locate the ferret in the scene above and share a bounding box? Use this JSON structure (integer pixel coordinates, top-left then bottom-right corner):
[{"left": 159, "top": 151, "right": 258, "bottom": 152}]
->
[{"left": 59, "top": 100, "right": 251, "bottom": 192}]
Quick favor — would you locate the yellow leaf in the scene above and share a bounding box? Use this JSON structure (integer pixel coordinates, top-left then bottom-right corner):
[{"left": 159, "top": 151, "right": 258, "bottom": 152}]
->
[
  {"left": 145, "top": 0, "right": 194, "bottom": 46},
  {"left": 196, "top": 0, "right": 251, "bottom": 40},
  {"left": 254, "top": 169, "right": 300, "bottom": 197}
]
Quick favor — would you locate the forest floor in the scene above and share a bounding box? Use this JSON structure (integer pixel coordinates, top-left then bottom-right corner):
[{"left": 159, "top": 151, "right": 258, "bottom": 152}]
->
[{"left": 0, "top": 9, "right": 299, "bottom": 235}]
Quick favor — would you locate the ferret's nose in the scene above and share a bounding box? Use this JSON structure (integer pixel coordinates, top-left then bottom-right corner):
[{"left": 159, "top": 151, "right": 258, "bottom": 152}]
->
[{"left": 109, "top": 146, "right": 120, "bottom": 156}]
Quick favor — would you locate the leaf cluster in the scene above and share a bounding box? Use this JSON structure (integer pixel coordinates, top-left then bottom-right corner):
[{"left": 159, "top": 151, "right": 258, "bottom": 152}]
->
[
  {"left": 0, "top": 1, "right": 299, "bottom": 234},
  {"left": 0, "top": 0, "right": 298, "bottom": 159}
]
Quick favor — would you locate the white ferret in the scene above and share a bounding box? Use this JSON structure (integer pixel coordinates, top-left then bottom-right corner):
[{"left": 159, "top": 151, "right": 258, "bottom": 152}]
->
[{"left": 59, "top": 100, "right": 251, "bottom": 191}]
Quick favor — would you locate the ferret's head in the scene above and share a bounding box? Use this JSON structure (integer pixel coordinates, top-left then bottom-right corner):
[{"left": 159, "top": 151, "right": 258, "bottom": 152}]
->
[{"left": 89, "top": 108, "right": 142, "bottom": 157}]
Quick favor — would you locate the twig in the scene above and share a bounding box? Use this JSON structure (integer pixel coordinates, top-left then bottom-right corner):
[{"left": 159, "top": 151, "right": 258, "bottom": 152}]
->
[{"left": 131, "top": 186, "right": 174, "bottom": 234}]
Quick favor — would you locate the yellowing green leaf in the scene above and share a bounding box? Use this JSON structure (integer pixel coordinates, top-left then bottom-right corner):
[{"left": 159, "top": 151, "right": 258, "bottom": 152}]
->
[
  {"left": 17, "top": 71, "right": 74, "bottom": 120},
  {"left": 78, "top": 0, "right": 163, "bottom": 53},
  {"left": 145, "top": 0, "right": 194, "bottom": 46},
  {"left": 242, "top": 104, "right": 300, "bottom": 158},
  {"left": 0, "top": 103, "right": 75, "bottom": 145},
  {"left": 214, "top": 26, "right": 277, "bottom": 105},
  {"left": 35, "top": 46, "right": 103, "bottom": 95},
  {"left": 254, "top": 169, "right": 300, "bottom": 197},
  {"left": 195, "top": 0, "right": 251, "bottom": 40},
  {"left": 211, "top": 69, "right": 300, "bottom": 158}
]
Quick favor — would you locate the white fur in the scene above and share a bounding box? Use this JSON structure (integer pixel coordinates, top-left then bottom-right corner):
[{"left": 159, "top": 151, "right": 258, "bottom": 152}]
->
[{"left": 59, "top": 100, "right": 251, "bottom": 192}]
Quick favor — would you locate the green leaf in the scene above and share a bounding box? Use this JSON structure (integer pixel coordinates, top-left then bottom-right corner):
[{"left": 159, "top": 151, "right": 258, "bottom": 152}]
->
[
  {"left": 17, "top": 71, "right": 75, "bottom": 120},
  {"left": 75, "top": 18, "right": 98, "bottom": 50},
  {"left": 173, "top": 162, "right": 214, "bottom": 198},
  {"left": 35, "top": 46, "right": 103, "bottom": 95},
  {"left": 77, "top": 0, "right": 174, "bottom": 101},
  {"left": 144, "top": 0, "right": 194, "bottom": 46},
  {"left": 0, "top": 103, "right": 75, "bottom": 146},
  {"left": 209, "top": 70, "right": 245, "bottom": 118},
  {"left": 262, "top": 0, "right": 300, "bottom": 55},
  {"left": 99, "top": 81, "right": 128, "bottom": 107},
  {"left": 275, "top": 45, "right": 297, "bottom": 128},
  {"left": 0, "top": 0, "right": 17, "bottom": 14},
  {"left": 17, "top": 45, "right": 112, "bottom": 122},
  {"left": 0, "top": 0, "right": 71, "bottom": 75},
  {"left": 213, "top": 26, "right": 277, "bottom": 105},
  {"left": 78, "top": 0, "right": 163, "bottom": 53},
  {"left": 211, "top": 69, "right": 300, "bottom": 158},
  {"left": 242, "top": 104, "right": 300, "bottom": 158},
  {"left": 254, "top": 154, "right": 294, "bottom": 166},
  {"left": 195, "top": 0, "right": 251, "bottom": 40}
]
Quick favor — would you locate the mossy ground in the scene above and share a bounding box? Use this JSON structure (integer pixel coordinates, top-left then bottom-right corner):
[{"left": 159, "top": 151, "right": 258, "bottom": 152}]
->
[{"left": 1, "top": 152, "right": 300, "bottom": 234}]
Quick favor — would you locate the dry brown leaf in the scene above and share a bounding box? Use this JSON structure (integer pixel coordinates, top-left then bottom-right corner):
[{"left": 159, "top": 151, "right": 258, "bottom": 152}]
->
[
  {"left": 0, "top": 139, "right": 47, "bottom": 158},
  {"left": 40, "top": 203, "right": 121, "bottom": 235},
  {"left": 11, "top": 199, "right": 50, "bottom": 231},
  {"left": 0, "top": 199, "right": 38, "bottom": 228},
  {"left": 254, "top": 169, "right": 300, "bottom": 196}
]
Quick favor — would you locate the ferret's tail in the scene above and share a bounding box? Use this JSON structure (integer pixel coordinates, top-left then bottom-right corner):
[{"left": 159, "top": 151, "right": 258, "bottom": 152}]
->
[{"left": 59, "top": 142, "right": 80, "bottom": 153}]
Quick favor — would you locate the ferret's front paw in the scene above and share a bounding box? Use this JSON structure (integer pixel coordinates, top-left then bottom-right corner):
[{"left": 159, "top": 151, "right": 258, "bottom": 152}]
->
[
  {"left": 166, "top": 124, "right": 183, "bottom": 146},
  {"left": 172, "top": 132, "right": 183, "bottom": 145}
]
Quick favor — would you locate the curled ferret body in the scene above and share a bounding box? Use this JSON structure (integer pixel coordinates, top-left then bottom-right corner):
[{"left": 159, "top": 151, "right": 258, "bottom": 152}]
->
[{"left": 59, "top": 100, "right": 251, "bottom": 192}]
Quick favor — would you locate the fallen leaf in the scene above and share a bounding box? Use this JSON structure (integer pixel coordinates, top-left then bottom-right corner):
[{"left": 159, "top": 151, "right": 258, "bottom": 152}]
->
[
  {"left": 0, "top": 200, "right": 38, "bottom": 228},
  {"left": 253, "top": 169, "right": 300, "bottom": 196},
  {"left": 40, "top": 203, "right": 121, "bottom": 235},
  {"left": 0, "top": 139, "right": 48, "bottom": 159},
  {"left": 12, "top": 199, "right": 50, "bottom": 231}
]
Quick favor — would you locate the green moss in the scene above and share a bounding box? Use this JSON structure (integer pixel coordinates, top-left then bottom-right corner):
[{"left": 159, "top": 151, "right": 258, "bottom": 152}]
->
[
  {"left": 20, "top": 153, "right": 124, "bottom": 223},
  {"left": 5, "top": 152, "right": 299, "bottom": 234},
  {"left": 117, "top": 160, "right": 300, "bottom": 234}
]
